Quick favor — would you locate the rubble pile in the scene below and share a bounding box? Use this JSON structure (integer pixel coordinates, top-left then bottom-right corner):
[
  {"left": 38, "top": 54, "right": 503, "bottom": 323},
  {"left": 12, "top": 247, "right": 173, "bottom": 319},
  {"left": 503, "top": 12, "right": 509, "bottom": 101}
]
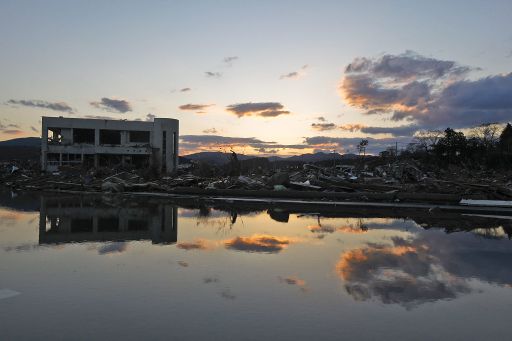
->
[{"left": 2, "top": 159, "right": 512, "bottom": 201}]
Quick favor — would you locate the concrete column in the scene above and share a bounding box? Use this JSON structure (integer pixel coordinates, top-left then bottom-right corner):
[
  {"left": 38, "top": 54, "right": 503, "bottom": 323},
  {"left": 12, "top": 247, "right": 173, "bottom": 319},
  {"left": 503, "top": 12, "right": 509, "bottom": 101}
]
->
[
  {"left": 119, "top": 212, "right": 128, "bottom": 232},
  {"left": 39, "top": 197, "right": 47, "bottom": 241},
  {"left": 41, "top": 119, "right": 48, "bottom": 171},
  {"left": 121, "top": 131, "right": 128, "bottom": 145},
  {"left": 94, "top": 154, "right": 99, "bottom": 168},
  {"left": 94, "top": 129, "right": 100, "bottom": 146},
  {"left": 59, "top": 153, "right": 62, "bottom": 166},
  {"left": 93, "top": 215, "right": 98, "bottom": 233}
]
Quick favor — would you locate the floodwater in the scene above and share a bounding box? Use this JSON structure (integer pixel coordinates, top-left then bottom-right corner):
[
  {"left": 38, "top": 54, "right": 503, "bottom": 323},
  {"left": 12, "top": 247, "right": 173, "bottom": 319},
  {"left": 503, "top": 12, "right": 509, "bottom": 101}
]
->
[{"left": 1, "top": 192, "right": 512, "bottom": 340}]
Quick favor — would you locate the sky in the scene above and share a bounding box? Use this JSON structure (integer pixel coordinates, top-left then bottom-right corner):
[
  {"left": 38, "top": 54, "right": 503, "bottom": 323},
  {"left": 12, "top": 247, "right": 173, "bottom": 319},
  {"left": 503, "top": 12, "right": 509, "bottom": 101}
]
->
[{"left": 0, "top": 0, "right": 511, "bottom": 155}]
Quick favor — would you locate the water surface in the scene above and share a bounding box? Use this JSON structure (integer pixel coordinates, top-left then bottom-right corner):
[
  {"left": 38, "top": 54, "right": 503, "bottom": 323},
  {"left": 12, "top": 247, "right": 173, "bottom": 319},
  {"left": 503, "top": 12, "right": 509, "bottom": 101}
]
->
[{"left": 1, "top": 192, "right": 512, "bottom": 340}]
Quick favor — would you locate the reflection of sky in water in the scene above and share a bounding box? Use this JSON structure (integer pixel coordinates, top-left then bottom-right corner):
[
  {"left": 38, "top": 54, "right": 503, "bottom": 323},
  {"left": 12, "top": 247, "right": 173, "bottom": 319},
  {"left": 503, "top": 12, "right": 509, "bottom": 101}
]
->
[{"left": 1, "top": 193, "right": 512, "bottom": 340}]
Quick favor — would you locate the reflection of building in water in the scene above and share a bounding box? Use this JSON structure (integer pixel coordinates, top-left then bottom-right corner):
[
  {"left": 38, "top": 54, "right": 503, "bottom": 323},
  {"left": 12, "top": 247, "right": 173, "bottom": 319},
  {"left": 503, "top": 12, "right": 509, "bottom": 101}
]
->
[{"left": 39, "top": 196, "right": 177, "bottom": 245}]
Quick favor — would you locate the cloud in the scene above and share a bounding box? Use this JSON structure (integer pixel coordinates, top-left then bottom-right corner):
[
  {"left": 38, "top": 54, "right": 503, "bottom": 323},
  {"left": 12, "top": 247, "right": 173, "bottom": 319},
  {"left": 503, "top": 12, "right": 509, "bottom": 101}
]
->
[
  {"left": 180, "top": 133, "right": 405, "bottom": 155},
  {"left": 1, "top": 129, "right": 23, "bottom": 135},
  {"left": 224, "top": 234, "right": 293, "bottom": 253},
  {"left": 226, "top": 102, "right": 291, "bottom": 118},
  {"left": 179, "top": 103, "right": 214, "bottom": 111},
  {"left": 30, "top": 126, "right": 39, "bottom": 133},
  {"left": 90, "top": 97, "right": 132, "bottom": 113},
  {"left": 7, "top": 99, "right": 73, "bottom": 112},
  {"left": 180, "top": 87, "right": 191, "bottom": 92},
  {"left": 360, "top": 124, "right": 420, "bottom": 137},
  {"left": 280, "top": 64, "right": 308, "bottom": 80},
  {"left": 223, "top": 56, "right": 239, "bottom": 66},
  {"left": 338, "top": 123, "right": 366, "bottom": 132},
  {"left": 344, "top": 51, "right": 471, "bottom": 80},
  {"left": 205, "top": 71, "right": 222, "bottom": 78},
  {"left": 341, "top": 51, "right": 512, "bottom": 131},
  {"left": 179, "top": 134, "right": 310, "bottom": 154},
  {"left": 145, "top": 113, "right": 156, "bottom": 121},
  {"left": 311, "top": 123, "right": 336, "bottom": 131},
  {"left": 303, "top": 135, "right": 411, "bottom": 154},
  {"left": 202, "top": 128, "right": 218, "bottom": 134},
  {"left": 257, "top": 148, "right": 279, "bottom": 154},
  {"left": 82, "top": 115, "right": 115, "bottom": 120},
  {"left": 317, "top": 116, "right": 327, "bottom": 122},
  {"left": 177, "top": 261, "right": 189, "bottom": 267},
  {"left": 181, "top": 135, "right": 267, "bottom": 145}
]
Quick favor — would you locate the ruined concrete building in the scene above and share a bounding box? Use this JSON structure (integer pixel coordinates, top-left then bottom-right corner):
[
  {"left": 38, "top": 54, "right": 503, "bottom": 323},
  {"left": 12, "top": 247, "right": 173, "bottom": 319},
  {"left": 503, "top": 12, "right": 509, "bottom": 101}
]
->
[{"left": 41, "top": 116, "right": 179, "bottom": 173}]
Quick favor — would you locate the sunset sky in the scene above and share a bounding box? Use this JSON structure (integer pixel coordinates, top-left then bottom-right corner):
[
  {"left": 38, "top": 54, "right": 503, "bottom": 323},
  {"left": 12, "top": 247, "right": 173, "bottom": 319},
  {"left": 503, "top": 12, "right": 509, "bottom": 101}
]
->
[{"left": 1, "top": 0, "right": 511, "bottom": 155}]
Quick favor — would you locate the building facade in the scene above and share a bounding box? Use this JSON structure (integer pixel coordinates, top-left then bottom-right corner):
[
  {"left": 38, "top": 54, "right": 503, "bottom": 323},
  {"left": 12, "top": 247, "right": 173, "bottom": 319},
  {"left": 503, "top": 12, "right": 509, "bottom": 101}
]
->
[{"left": 41, "top": 116, "right": 179, "bottom": 173}]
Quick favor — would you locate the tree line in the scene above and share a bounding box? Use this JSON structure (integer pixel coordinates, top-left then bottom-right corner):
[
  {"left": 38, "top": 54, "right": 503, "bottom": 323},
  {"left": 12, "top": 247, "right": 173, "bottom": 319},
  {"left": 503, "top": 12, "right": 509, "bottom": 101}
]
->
[{"left": 399, "top": 123, "right": 512, "bottom": 169}]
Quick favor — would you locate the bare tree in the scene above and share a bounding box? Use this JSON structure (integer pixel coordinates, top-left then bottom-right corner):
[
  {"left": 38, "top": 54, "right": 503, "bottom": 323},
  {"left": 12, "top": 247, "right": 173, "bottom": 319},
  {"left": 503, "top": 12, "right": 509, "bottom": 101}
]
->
[
  {"left": 357, "top": 139, "right": 368, "bottom": 156},
  {"left": 469, "top": 122, "right": 502, "bottom": 149},
  {"left": 413, "top": 130, "right": 443, "bottom": 152}
]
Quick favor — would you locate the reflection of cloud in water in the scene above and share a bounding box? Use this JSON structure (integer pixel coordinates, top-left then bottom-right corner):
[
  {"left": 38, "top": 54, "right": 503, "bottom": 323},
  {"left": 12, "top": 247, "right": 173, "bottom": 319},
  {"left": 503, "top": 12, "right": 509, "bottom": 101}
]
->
[
  {"left": 279, "top": 276, "right": 309, "bottom": 292},
  {"left": 0, "top": 288, "right": 21, "bottom": 300},
  {"left": 87, "top": 242, "right": 128, "bottom": 255},
  {"left": 177, "top": 239, "right": 212, "bottom": 251},
  {"left": 307, "top": 218, "right": 420, "bottom": 235},
  {"left": 337, "top": 230, "right": 512, "bottom": 308},
  {"left": 177, "top": 261, "right": 189, "bottom": 267},
  {"left": 224, "top": 234, "right": 293, "bottom": 253},
  {"left": 308, "top": 224, "right": 367, "bottom": 235},
  {"left": 0, "top": 211, "right": 22, "bottom": 221},
  {"left": 308, "top": 225, "right": 337, "bottom": 234},
  {"left": 220, "top": 288, "right": 236, "bottom": 300},
  {"left": 337, "top": 243, "right": 470, "bottom": 308},
  {"left": 4, "top": 243, "right": 64, "bottom": 252},
  {"left": 203, "top": 277, "right": 219, "bottom": 284},
  {"left": 414, "top": 231, "right": 512, "bottom": 286},
  {"left": 178, "top": 208, "right": 230, "bottom": 219},
  {"left": 0, "top": 210, "right": 25, "bottom": 226}
]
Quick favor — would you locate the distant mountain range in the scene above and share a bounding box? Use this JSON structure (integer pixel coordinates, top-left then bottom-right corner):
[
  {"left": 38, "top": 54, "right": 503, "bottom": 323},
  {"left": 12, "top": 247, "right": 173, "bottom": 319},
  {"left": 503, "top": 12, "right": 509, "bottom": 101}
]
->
[
  {"left": 182, "top": 151, "right": 358, "bottom": 164},
  {"left": 0, "top": 137, "right": 358, "bottom": 163},
  {"left": 0, "top": 137, "right": 41, "bottom": 147},
  {"left": 0, "top": 137, "right": 42, "bottom": 161}
]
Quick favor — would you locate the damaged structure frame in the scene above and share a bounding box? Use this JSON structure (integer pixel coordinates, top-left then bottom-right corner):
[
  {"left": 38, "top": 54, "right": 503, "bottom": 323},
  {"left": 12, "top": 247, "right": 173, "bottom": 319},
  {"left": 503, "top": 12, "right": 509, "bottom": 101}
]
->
[{"left": 41, "top": 116, "right": 179, "bottom": 173}]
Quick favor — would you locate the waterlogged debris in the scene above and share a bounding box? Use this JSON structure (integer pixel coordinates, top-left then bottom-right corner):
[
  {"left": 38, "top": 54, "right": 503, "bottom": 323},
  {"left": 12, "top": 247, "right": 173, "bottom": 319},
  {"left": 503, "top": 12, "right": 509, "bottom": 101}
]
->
[
  {"left": 4, "top": 151, "right": 512, "bottom": 205},
  {"left": 0, "top": 289, "right": 20, "bottom": 300}
]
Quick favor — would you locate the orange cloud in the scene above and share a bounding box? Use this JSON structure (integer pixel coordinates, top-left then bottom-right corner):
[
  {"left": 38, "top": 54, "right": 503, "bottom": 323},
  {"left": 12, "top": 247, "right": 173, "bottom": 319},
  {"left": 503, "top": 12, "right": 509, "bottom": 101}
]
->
[
  {"left": 338, "top": 123, "right": 366, "bottom": 132},
  {"left": 1, "top": 129, "right": 24, "bottom": 136}
]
